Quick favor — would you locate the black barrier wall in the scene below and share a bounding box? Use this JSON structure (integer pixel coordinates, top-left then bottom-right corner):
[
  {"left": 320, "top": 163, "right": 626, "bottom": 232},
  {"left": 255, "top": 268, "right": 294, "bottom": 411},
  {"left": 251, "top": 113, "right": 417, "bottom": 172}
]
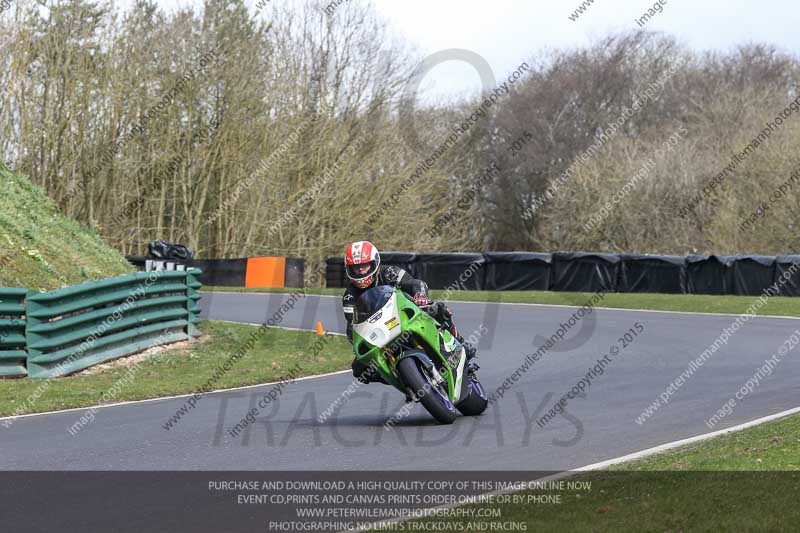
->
[
  {"left": 187, "top": 258, "right": 248, "bottom": 287},
  {"left": 325, "top": 251, "right": 800, "bottom": 296},
  {"left": 551, "top": 252, "right": 619, "bottom": 293},
  {"left": 618, "top": 254, "right": 686, "bottom": 294},
  {"left": 285, "top": 258, "right": 305, "bottom": 289},
  {"left": 413, "top": 253, "right": 485, "bottom": 290},
  {"left": 776, "top": 256, "right": 800, "bottom": 296},
  {"left": 731, "top": 255, "right": 775, "bottom": 296},
  {"left": 686, "top": 255, "right": 735, "bottom": 295},
  {"left": 484, "top": 252, "right": 551, "bottom": 291},
  {"left": 128, "top": 257, "right": 304, "bottom": 288},
  {"left": 128, "top": 256, "right": 247, "bottom": 286}
]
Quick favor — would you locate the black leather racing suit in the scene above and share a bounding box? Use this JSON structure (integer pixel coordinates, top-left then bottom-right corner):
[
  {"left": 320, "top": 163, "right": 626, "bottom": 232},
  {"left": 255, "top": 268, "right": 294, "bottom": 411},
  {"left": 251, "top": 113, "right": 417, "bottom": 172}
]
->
[{"left": 342, "top": 265, "right": 467, "bottom": 382}]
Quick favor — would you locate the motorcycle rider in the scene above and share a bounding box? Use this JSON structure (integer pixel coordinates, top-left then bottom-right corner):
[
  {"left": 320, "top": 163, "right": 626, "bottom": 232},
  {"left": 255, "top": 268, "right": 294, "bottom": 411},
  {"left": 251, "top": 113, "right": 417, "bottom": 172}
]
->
[{"left": 342, "top": 241, "right": 477, "bottom": 384}]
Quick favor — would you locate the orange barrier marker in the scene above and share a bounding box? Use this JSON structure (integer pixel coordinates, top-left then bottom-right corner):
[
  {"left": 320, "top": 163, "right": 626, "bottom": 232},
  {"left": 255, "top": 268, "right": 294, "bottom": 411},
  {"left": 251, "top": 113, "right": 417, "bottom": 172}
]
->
[
  {"left": 316, "top": 322, "right": 324, "bottom": 336},
  {"left": 245, "top": 257, "right": 286, "bottom": 288}
]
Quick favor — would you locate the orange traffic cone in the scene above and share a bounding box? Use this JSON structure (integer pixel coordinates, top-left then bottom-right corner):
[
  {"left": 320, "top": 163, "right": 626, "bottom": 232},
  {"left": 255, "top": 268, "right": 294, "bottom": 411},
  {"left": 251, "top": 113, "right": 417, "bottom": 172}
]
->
[{"left": 316, "top": 321, "right": 324, "bottom": 336}]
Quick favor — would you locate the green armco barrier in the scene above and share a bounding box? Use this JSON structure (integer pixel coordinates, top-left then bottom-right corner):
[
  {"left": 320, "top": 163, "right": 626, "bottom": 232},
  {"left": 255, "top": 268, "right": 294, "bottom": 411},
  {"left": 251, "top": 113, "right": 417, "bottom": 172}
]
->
[
  {"left": 0, "top": 288, "right": 28, "bottom": 377},
  {"left": 25, "top": 269, "right": 203, "bottom": 378},
  {"left": 187, "top": 269, "right": 203, "bottom": 338}
]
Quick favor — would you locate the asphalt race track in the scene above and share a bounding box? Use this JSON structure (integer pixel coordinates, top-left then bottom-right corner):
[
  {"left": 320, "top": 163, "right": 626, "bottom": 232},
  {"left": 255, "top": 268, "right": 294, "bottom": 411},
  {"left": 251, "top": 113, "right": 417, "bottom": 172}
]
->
[{"left": 2, "top": 291, "right": 799, "bottom": 471}]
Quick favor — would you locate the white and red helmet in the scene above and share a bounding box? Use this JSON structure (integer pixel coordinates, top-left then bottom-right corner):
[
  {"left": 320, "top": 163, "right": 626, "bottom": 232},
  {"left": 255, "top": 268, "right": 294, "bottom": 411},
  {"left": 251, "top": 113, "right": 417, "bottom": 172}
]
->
[{"left": 345, "top": 241, "right": 380, "bottom": 289}]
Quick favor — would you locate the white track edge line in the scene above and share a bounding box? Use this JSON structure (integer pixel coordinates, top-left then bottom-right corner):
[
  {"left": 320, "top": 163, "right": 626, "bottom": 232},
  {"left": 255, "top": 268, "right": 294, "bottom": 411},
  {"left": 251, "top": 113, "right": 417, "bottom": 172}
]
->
[
  {"left": 574, "top": 404, "right": 800, "bottom": 469},
  {"left": 343, "top": 404, "right": 800, "bottom": 533}
]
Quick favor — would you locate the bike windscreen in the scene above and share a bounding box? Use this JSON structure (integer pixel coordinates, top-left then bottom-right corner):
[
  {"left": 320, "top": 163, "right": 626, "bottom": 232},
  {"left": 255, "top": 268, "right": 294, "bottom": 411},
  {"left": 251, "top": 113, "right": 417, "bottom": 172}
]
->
[{"left": 353, "top": 285, "right": 394, "bottom": 324}]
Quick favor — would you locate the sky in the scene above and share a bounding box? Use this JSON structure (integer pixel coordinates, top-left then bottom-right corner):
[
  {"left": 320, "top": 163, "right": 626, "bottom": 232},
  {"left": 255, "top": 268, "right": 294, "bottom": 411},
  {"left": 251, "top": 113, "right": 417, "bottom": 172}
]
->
[
  {"left": 367, "top": 0, "right": 799, "bottom": 101},
  {"left": 140, "top": 0, "right": 799, "bottom": 101}
]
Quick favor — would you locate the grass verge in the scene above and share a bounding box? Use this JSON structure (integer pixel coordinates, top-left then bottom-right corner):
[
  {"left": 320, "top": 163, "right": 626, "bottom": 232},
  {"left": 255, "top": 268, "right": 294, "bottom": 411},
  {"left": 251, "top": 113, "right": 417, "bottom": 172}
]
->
[
  {"left": 204, "top": 286, "right": 800, "bottom": 318},
  {"left": 0, "top": 163, "right": 134, "bottom": 290},
  {"left": 403, "top": 412, "right": 800, "bottom": 532},
  {"left": 0, "top": 321, "right": 352, "bottom": 417}
]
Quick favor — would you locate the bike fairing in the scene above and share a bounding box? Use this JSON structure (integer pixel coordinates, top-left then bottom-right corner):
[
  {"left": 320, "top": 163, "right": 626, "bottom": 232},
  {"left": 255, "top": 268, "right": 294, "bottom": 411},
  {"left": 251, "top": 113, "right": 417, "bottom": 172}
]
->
[{"left": 350, "top": 285, "right": 487, "bottom": 423}]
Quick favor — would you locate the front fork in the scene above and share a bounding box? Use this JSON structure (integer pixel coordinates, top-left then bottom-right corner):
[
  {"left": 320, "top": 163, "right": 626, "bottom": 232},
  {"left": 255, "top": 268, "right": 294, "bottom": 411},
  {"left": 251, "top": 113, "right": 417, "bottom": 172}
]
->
[{"left": 395, "top": 349, "right": 454, "bottom": 401}]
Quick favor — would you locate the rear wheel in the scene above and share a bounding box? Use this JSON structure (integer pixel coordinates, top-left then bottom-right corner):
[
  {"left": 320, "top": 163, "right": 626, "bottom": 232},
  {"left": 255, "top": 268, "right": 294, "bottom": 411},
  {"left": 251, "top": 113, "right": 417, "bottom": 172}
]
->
[
  {"left": 457, "top": 375, "right": 488, "bottom": 416},
  {"left": 396, "top": 356, "right": 457, "bottom": 424}
]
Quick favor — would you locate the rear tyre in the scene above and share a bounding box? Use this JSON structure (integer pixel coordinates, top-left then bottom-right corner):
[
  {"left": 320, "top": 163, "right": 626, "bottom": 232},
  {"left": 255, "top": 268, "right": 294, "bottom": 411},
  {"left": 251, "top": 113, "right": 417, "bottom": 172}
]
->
[
  {"left": 457, "top": 375, "right": 488, "bottom": 416},
  {"left": 396, "top": 356, "right": 457, "bottom": 424}
]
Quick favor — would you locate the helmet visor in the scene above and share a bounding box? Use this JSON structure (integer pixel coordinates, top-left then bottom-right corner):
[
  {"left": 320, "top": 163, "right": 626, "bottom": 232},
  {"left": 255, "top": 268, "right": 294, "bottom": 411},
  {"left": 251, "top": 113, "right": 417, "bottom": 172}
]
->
[{"left": 346, "top": 260, "right": 378, "bottom": 281}]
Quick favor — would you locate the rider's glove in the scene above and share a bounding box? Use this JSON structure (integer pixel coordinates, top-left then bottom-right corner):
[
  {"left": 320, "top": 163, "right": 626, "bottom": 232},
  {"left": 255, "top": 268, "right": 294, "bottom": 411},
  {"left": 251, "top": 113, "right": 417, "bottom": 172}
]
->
[{"left": 413, "top": 292, "right": 431, "bottom": 307}]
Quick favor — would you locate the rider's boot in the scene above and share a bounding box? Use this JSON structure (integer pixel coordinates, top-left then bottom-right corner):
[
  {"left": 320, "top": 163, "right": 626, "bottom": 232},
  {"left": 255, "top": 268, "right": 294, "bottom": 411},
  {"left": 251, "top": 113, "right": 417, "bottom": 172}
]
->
[{"left": 447, "top": 322, "right": 477, "bottom": 360}]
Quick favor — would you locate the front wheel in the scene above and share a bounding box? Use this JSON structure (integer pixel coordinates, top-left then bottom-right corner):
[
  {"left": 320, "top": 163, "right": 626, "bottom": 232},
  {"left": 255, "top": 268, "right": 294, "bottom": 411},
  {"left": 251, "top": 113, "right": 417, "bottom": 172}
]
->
[
  {"left": 457, "top": 375, "right": 488, "bottom": 416},
  {"left": 396, "top": 356, "right": 457, "bottom": 424}
]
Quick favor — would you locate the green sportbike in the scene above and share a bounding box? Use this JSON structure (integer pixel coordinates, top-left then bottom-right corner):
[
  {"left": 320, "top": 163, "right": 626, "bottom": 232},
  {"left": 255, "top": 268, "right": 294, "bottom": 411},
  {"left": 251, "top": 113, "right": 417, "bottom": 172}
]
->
[{"left": 351, "top": 285, "right": 488, "bottom": 424}]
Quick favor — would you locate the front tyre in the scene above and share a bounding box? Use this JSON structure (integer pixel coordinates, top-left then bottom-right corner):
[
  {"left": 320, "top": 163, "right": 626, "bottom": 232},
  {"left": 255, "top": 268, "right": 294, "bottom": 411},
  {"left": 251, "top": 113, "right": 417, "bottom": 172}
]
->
[
  {"left": 457, "top": 375, "right": 488, "bottom": 416},
  {"left": 396, "top": 356, "right": 457, "bottom": 424}
]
